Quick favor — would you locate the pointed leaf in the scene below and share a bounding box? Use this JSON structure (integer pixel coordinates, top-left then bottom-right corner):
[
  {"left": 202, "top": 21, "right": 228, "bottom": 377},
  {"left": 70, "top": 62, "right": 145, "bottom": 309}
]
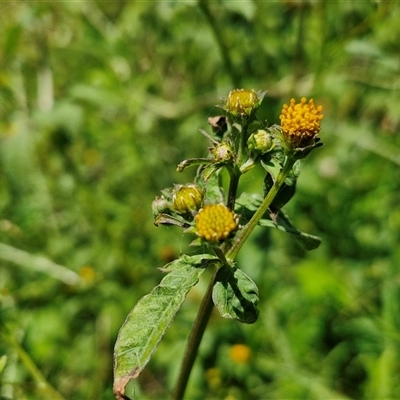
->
[
  {"left": 212, "top": 264, "right": 259, "bottom": 324},
  {"left": 235, "top": 193, "right": 321, "bottom": 250},
  {"left": 259, "top": 210, "right": 321, "bottom": 250},
  {"left": 113, "top": 254, "right": 218, "bottom": 400},
  {"left": 153, "top": 213, "right": 189, "bottom": 228},
  {"left": 201, "top": 163, "right": 220, "bottom": 181}
]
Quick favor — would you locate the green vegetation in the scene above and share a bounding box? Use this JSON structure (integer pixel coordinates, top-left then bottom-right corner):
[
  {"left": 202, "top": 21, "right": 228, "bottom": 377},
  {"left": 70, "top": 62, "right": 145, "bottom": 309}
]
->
[{"left": 1, "top": 1, "right": 400, "bottom": 399}]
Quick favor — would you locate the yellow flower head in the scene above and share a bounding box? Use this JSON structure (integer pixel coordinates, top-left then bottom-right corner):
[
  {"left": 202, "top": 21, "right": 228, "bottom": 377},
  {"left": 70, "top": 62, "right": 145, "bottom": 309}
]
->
[
  {"left": 229, "top": 344, "right": 252, "bottom": 365},
  {"left": 173, "top": 184, "right": 204, "bottom": 213},
  {"left": 279, "top": 97, "right": 323, "bottom": 148},
  {"left": 195, "top": 204, "right": 238, "bottom": 243},
  {"left": 225, "top": 89, "right": 259, "bottom": 116}
]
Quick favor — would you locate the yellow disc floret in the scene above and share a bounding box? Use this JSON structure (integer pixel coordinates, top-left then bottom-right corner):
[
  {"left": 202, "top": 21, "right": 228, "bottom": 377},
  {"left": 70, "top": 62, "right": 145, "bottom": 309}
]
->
[
  {"left": 279, "top": 97, "right": 323, "bottom": 148},
  {"left": 195, "top": 204, "right": 238, "bottom": 243}
]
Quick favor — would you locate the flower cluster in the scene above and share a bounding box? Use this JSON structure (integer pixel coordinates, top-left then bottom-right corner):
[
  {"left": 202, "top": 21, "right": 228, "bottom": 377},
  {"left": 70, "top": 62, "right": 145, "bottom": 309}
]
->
[
  {"left": 279, "top": 97, "right": 323, "bottom": 148},
  {"left": 195, "top": 204, "right": 238, "bottom": 243},
  {"left": 153, "top": 90, "right": 324, "bottom": 245}
]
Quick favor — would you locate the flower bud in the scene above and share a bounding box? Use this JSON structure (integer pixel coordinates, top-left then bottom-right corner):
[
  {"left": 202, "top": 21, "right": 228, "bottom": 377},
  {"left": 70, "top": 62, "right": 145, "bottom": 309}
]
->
[
  {"left": 211, "top": 142, "right": 234, "bottom": 163},
  {"left": 247, "top": 130, "right": 273, "bottom": 154},
  {"left": 173, "top": 184, "right": 204, "bottom": 213},
  {"left": 225, "top": 89, "right": 260, "bottom": 116}
]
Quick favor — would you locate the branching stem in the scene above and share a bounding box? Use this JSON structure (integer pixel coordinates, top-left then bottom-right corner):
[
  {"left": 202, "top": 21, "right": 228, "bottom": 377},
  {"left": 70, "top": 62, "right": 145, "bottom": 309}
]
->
[{"left": 172, "top": 155, "right": 296, "bottom": 400}]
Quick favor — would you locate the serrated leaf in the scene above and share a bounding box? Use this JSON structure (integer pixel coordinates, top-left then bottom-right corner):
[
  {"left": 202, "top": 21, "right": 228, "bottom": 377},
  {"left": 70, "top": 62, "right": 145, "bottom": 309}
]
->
[
  {"left": 113, "top": 254, "right": 218, "bottom": 400},
  {"left": 212, "top": 264, "right": 259, "bottom": 324}
]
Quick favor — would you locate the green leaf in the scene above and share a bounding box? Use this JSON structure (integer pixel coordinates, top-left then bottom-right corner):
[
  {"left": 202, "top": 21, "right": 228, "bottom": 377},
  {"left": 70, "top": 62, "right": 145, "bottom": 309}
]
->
[
  {"left": 196, "top": 166, "right": 225, "bottom": 204},
  {"left": 235, "top": 192, "right": 264, "bottom": 225},
  {"left": 259, "top": 211, "right": 321, "bottom": 250},
  {"left": 212, "top": 264, "right": 259, "bottom": 324},
  {"left": 176, "top": 157, "right": 209, "bottom": 172},
  {"left": 235, "top": 193, "right": 321, "bottom": 250},
  {"left": 201, "top": 163, "right": 220, "bottom": 181},
  {"left": 153, "top": 213, "right": 189, "bottom": 228},
  {"left": 113, "top": 254, "right": 218, "bottom": 400}
]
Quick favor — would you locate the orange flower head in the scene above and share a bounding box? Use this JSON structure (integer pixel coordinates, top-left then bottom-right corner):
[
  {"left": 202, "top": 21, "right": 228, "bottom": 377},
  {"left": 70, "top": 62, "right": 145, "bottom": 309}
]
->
[
  {"left": 279, "top": 97, "right": 323, "bottom": 148},
  {"left": 229, "top": 344, "right": 252, "bottom": 365}
]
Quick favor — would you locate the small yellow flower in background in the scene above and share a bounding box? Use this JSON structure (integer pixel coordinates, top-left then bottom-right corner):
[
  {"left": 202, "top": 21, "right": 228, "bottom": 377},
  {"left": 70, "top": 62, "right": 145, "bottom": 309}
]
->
[
  {"left": 79, "top": 265, "right": 96, "bottom": 284},
  {"left": 173, "top": 184, "right": 204, "bottom": 213},
  {"left": 279, "top": 97, "right": 323, "bottom": 148},
  {"left": 205, "top": 367, "right": 222, "bottom": 390},
  {"left": 195, "top": 204, "right": 238, "bottom": 242},
  {"left": 229, "top": 343, "right": 252, "bottom": 365},
  {"left": 225, "top": 89, "right": 259, "bottom": 116}
]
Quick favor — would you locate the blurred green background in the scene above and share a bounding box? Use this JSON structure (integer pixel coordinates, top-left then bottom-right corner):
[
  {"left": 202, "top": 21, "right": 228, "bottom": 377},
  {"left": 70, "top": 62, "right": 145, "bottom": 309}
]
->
[{"left": 1, "top": 1, "right": 400, "bottom": 399}]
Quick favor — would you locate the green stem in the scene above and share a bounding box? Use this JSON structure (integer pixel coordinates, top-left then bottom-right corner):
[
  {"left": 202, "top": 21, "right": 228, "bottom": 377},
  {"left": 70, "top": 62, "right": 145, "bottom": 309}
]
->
[
  {"left": 227, "top": 116, "right": 251, "bottom": 210},
  {"left": 172, "top": 156, "right": 295, "bottom": 400},
  {"left": 227, "top": 168, "right": 240, "bottom": 210},
  {"left": 171, "top": 266, "right": 219, "bottom": 400},
  {"left": 226, "top": 156, "right": 296, "bottom": 260}
]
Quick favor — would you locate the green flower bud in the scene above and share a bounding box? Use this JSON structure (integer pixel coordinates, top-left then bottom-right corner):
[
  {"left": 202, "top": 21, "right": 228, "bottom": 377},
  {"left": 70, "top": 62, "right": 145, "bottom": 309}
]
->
[
  {"left": 247, "top": 130, "right": 273, "bottom": 154},
  {"left": 212, "top": 142, "right": 234, "bottom": 163},
  {"left": 173, "top": 184, "right": 204, "bottom": 213},
  {"left": 152, "top": 197, "right": 170, "bottom": 217}
]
